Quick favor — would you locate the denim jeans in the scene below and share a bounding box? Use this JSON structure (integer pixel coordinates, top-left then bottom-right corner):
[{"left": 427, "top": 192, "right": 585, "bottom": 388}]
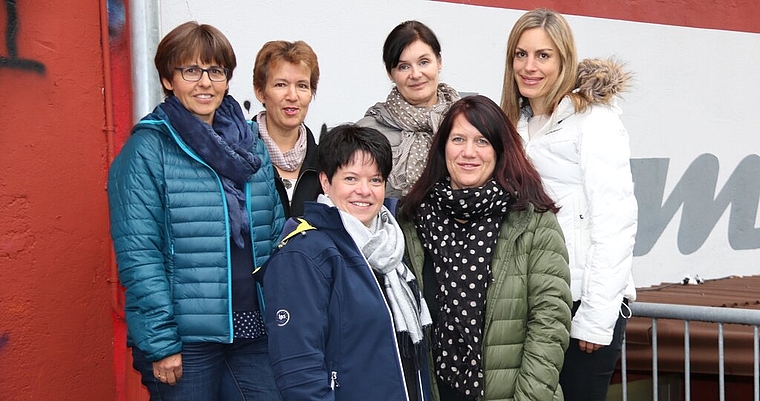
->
[
  {"left": 132, "top": 337, "right": 282, "bottom": 401},
  {"left": 559, "top": 300, "right": 628, "bottom": 401}
]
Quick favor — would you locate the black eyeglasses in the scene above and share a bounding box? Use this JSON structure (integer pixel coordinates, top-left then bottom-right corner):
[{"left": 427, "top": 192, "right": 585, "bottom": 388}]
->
[{"left": 174, "top": 66, "right": 229, "bottom": 82}]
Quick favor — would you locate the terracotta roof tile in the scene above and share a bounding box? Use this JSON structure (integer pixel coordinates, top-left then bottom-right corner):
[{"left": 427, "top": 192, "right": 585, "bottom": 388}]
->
[{"left": 625, "top": 275, "right": 760, "bottom": 376}]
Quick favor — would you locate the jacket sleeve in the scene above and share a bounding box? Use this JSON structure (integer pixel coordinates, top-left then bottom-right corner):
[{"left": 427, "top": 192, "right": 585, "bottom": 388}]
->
[
  {"left": 249, "top": 121, "right": 285, "bottom": 266},
  {"left": 573, "top": 105, "right": 638, "bottom": 345},
  {"left": 264, "top": 238, "right": 335, "bottom": 401},
  {"left": 107, "top": 130, "right": 182, "bottom": 362},
  {"left": 515, "top": 211, "right": 572, "bottom": 401},
  {"left": 270, "top": 185, "right": 285, "bottom": 250},
  {"left": 399, "top": 217, "right": 424, "bottom": 283}
]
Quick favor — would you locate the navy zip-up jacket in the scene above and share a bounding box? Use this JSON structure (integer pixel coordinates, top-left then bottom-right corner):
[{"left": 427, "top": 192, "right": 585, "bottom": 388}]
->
[{"left": 263, "top": 201, "right": 409, "bottom": 400}]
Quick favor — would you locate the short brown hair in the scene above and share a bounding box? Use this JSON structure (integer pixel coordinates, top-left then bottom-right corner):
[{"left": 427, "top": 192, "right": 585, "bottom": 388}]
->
[
  {"left": 253, "top": 40, "right": 320, "bottom": 97},
  {"left": 382, "top": 20, "right": 441, "bottom": 74},
  {"left": 154, "top": 21, "right": 237, "bottom": 97}
]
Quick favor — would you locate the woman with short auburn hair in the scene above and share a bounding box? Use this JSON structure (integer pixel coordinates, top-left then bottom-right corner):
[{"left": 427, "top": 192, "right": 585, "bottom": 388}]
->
[{"left": 253, "top": 40, "right": 322, "bottom": 218}]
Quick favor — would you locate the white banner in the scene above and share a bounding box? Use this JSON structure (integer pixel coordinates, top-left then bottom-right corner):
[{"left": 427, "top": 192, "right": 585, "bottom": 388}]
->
[{"left": 158, "top": 0, "right": 760, "bottom": 286}]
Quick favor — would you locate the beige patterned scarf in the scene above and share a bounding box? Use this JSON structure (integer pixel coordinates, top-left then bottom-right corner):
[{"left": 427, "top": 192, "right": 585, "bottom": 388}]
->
[{"left": 364, "top": 83, "right": 459, "bottom": 195}]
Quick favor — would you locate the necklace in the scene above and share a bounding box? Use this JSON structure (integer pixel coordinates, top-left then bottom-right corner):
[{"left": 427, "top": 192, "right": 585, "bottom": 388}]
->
[{"left": 281, "top": 177, "right": 294, "bottom": 190}]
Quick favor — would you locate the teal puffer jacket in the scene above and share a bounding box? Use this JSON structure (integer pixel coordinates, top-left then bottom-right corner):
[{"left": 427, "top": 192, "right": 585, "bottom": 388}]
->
[
  {"left": 401, "top": 206, "right": 572, "bottom": 401},
  {"left": 108, "top": 107, "right": 284, "bottom": 362}
]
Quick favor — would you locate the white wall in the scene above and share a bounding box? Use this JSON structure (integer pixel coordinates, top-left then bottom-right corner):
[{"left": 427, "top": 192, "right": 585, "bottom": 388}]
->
[
  {"left": 158, "top": 0, "right": 760, "bottom": 287},
  {"left": 159, "top": 0, "right": 518, "bottom": 126}
]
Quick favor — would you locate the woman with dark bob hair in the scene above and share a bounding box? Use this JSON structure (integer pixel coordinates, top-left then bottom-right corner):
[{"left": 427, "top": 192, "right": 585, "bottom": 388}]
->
[
  {"left": 253, "top": 40, "right": 322, "bottom": 218},
  {"left": 108, "top": 21, "right": 284, "bottom": 399},
  {"left": 264, "top": 124, "right": 434, "bottom": 400},
  {"left": 358, "top": 20, "right": 460, "bottom": 198},
  {"left": 399, "top": 95, "right": 572, "bottom": 400}
]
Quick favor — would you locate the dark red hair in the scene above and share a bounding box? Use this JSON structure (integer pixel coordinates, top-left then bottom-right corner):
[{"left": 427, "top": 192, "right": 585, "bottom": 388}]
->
[{"left": 400, "top": 95, "right": 559, "bottom": 219}]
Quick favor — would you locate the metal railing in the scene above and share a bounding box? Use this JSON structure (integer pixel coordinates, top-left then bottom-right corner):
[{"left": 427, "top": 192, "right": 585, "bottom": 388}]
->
[{"left": 620, "top": 302, "right": 760, "bottom": 401}]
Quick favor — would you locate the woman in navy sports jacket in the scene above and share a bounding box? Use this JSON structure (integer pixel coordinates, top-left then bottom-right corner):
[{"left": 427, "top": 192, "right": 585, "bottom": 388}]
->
[{"left": 264, "top": 124, "right": 432, "bottom": 401}]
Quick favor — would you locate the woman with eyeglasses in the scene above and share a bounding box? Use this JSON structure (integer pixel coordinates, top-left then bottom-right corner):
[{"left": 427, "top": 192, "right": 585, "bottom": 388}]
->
[
  {"left": 107, "top": 21, "right": 284, "bottom": 400},
  {"left": 253, "top": 40, "right": 322, "bottom": 218}
]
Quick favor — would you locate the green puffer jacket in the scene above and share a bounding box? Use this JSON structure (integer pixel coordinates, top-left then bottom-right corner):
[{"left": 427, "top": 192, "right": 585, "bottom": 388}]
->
[
  {"left": 108, "top": 106, "right": 284, "bottom": 362},
  {"left": 401, "top": 205, "right": 572, "bottom": 401}
]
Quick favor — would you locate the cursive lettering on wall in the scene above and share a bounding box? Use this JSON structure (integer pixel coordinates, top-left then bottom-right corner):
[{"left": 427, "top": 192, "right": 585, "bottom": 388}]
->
[{"left": 632, "top": 154, "right": 760, "bottom": 256}]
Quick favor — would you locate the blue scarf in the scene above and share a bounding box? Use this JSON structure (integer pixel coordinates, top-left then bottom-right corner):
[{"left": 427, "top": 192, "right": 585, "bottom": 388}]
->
[{"left": 161, "top": 95, "right": 261, "bottom": 248}]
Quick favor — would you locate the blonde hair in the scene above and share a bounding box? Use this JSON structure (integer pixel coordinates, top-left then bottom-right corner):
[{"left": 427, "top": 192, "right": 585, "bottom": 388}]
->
[{"left": 500, "top": 9, "right": 579, "bottom": 122}]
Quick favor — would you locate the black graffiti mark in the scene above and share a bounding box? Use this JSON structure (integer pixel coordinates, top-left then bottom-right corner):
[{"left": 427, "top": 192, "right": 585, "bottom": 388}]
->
[
  {"left": 632, "top": 154, "right": 760, "bottom": 256},
  {"left": 107, "top": 0, "right": 126, "bottom": 39},
  {"left": 243, "top": 100, "right": 251, "bottom": 113},
  {"left": 0, "top": 0, "right": 45, "bottom": 73},
  {"left": 0, "top": 332, "right": 8, "bottom": 351}
]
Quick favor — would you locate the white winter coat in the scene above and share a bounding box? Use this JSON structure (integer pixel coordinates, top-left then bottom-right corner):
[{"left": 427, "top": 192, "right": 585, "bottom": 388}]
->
[{"left": 516, "top": 59, "right": 637, "bottom": 346}]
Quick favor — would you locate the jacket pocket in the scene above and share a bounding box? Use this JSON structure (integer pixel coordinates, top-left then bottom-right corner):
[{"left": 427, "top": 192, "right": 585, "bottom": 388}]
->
[
  {"left": 163, "top": 191, "right": 176, "bottom": 299},
  {"left": 573, "top": 192, "right": 591, "bottom": 272}
]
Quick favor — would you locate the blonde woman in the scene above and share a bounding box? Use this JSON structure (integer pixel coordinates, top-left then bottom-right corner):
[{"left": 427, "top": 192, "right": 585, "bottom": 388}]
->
[{"left": 501, "top": 9, "right": 638, "bottom": 401}]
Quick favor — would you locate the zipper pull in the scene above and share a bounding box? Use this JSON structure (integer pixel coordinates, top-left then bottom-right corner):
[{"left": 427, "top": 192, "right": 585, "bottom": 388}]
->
[{"left": 330, "top": 371, "right": 340, "bottom": 390}]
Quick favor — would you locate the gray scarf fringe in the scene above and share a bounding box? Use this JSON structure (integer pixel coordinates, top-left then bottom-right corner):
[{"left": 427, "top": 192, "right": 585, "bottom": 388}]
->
[{"left": 318, "top": 194, "right": 432, "bottom": 344}]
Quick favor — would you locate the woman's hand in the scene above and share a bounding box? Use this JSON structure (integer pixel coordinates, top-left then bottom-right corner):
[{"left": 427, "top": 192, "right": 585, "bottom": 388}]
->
[
  {"left": 153, "top": 353, "right": 183, "bottom": 385},
  {"left": 578, "top": 340, "right": 604, "bottom": 353}
]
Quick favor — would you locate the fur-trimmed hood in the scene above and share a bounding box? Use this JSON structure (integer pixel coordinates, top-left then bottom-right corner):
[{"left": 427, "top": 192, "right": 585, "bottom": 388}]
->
[
  {"left": 575, "top": 58, "right": 632, "bottom": 106},
  {"left": 520, "top": 58, "right": 631, "bottom": 119}
]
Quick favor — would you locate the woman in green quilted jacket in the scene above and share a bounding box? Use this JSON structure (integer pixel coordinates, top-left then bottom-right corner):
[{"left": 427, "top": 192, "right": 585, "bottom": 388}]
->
[{"left": 399, "top": 95, "right": 572, "bottom": 400}]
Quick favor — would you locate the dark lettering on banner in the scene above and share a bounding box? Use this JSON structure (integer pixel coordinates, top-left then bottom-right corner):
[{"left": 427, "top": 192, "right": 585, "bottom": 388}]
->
[
  {"left": 0, "top": 0, "right": 45, "bottom": 73},
  {"left": 632, "top": 154, "right": 760, "bottom": 256}
]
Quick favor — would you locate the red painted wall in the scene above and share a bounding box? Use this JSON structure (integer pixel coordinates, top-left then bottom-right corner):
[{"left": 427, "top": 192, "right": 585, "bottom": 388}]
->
[
  {"left": 435, "top": 0, "right": 760, "bottom": 34},
  {"left": 0, "top": 0, "right": 116, "bottom": 399}
]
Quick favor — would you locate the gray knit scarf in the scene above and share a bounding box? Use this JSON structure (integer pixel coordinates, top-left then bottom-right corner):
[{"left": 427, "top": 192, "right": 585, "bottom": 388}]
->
[
  {"left": 317, "top": 194, "right": 432, "bottom": 344},
  {"left": 364, "top": 83, "right": 459, "bottom": 196}
]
